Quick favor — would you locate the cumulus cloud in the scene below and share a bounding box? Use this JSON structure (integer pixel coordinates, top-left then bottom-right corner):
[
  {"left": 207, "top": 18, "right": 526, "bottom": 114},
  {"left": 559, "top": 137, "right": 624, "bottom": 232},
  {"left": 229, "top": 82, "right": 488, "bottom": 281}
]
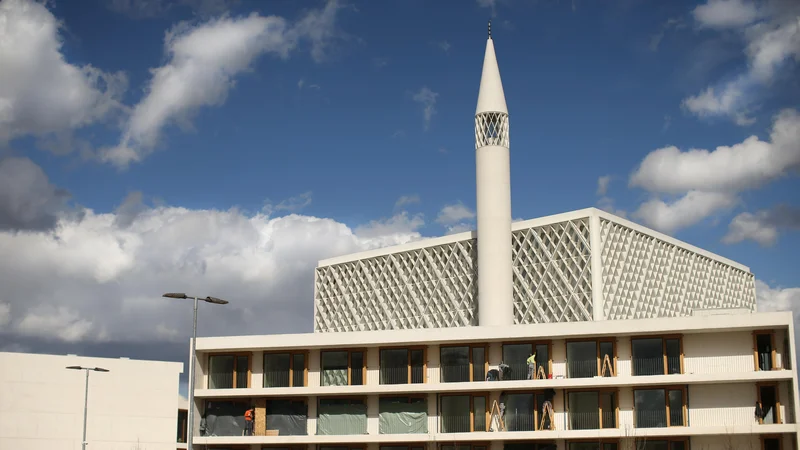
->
[
  {"left": 100, "top": 0, "right": 348, "bottom": 168},
  {"left": 394, "top": 195, "right": 420, "bottom": 209},
  {"left": 630, "top": 108, "right": 800, "bottom": 194},
  {"left": 683, "top": 0, "right": 800, "bottom": 124},
  {"left": 0, "top": 0, "right": 128, "bottom": 148},
  {"left": 723, "top": 204, "right": 800, "bottom": 246},
  {"left": 412, "top": 87, "right": 439, "bottom": 131},
  {"left": 629, "top": 108, "right": 799, "bottom": 233},
  {"left": 0, "top": 157, "right": 77, "bottom": 232},
  {"left": 757, "top": 279, "right": 800, "bottom": 313},
  {"left": 596, "top": 175, "right": 612, "bottom": 196},
  {"left": 0, "top": 181, "right": 430, "bottom": 349},
  {"left": 436, "top": 202, "right": 476, "bottom": 234}
]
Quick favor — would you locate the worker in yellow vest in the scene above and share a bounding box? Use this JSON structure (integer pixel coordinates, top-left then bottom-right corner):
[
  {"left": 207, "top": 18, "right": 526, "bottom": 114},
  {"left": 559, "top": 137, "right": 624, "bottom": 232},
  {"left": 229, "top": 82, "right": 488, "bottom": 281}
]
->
[{"left": 526, "top": 353, "right": 537, "bottom": 380}]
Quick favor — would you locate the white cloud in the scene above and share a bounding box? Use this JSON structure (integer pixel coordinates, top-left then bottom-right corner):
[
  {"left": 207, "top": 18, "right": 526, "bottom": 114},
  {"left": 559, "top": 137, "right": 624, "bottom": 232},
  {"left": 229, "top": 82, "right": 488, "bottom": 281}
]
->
[
  {"left": 684, "top": 0, "right": 800, "bottom": 124},
  {"left": 633, "top": 190, "right": 739, "bottom": 234},
  {"left": 412, "top": 87, "right": 439, "bottom": 131},
  {"left": 0, "top": 157, "right": 76, "bottom": 231},
  {"left": 263, "top": 191, "right": 312, "bottom": 215},
  {"left": 436, "top": 202, "right": 476, "bottom": 234},
  {"left": 630, "top": 108, "right": 800, "bottom": 194},
  {"left": 692, "top": 0, "right": 763, "bottom": 29},
  {"left": 723, "top": 205, "right": 800, "bottom": 246},
  {"left": 394, "top": 195, "right": 420, "bottom": 209},
  {"left": 101, "top": 0, "right": 347, "bottom": 168},
  {"left": 436, "top": 40, "right": 451, "bottom": 52},
  {"left": 596, "top": 175, "right": 612, "bottom": 196},
  {"left": 0, "top": 193, "right": 427, "bottom": 345},
  {"left": 0, "top": 0, "right": 127, "bottom": 147},
  {"left": 757, "top": 279, "right": 800, "bottom": 313}
]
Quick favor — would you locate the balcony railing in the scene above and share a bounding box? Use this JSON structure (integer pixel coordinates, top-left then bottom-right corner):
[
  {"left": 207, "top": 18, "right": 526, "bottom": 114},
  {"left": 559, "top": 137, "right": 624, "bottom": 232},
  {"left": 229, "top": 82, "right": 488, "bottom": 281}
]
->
[
  {"left": 441, "top": 414, "right": 471, "bottom": 433},
  {"left": 264, "top": 370, "right": 290, "bottom": 388},
  {"left": 504, "top": 363, "right": 528, "bottom": 380},
  {"left": 636, "top": 410, "right": 667, "bottom": 428},
  {"left": 441, "top": 364, "right": 470, "bottom": 382},
  {"left": 506, "top": 412, "right": 536, "bottom": 431},
  {"left": 567, "top": 359, "right": 597, "bottom": 378},
  {"left": 569, "top": 412, "right": 599, "bottom": 430},
  {"left": 633, "top": 357, "right": 681, "bottom": 375},
  {"left": 381, "top": 366, "right": 409, "bottom": 384}
]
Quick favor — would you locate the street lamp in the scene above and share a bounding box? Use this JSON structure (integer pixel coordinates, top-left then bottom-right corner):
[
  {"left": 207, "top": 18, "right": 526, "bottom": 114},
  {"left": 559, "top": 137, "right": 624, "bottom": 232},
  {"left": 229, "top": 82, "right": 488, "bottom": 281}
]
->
[
  {"left": 66, "top": 365, "right": 110, "bottom": 450},
  {"left": 163, "top": 292, "right": 229, "bottom": 450}
]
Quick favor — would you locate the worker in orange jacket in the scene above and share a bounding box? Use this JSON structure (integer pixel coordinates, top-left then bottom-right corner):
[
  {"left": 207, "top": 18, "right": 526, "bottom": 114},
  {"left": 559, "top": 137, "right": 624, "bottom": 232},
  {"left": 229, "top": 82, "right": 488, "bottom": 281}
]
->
[{"left": 244, "top": 407, "right": 254, "bottom": 436}]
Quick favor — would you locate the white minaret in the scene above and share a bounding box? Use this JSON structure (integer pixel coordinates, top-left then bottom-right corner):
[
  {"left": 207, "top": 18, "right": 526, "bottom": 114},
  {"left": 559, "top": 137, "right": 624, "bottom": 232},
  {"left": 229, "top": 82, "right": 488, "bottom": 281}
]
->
[{"left": 475, "top": 20, "right": 513, "bottom": 327}]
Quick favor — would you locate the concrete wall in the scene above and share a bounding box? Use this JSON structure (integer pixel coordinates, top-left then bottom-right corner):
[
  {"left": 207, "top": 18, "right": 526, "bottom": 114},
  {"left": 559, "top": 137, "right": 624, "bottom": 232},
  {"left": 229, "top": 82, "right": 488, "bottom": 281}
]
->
[
  {"left": 684, "top": 331, "right": 754, "bottom": 375},
  {"left": 0, "top": 352, "right": 183, "bottom": 450}
]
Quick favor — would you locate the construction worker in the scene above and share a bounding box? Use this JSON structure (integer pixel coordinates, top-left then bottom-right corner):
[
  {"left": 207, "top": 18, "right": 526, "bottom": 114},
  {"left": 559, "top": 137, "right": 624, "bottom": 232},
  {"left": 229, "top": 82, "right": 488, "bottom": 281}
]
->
[
  {"left": 244, "top": 406, "right": 254, "bottom": 436},
  {"left": 526, "top": 352, "right": 537, "bottom": 380}
]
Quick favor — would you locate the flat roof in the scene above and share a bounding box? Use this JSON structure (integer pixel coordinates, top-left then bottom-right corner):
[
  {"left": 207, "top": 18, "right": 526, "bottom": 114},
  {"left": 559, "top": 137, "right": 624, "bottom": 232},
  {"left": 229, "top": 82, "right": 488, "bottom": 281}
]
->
[
  {"left": 317, "top": 207, "right": 750, "bottom": 273},
  {"left": 194, "top": 310, "right": 787, "bottom": 352}
]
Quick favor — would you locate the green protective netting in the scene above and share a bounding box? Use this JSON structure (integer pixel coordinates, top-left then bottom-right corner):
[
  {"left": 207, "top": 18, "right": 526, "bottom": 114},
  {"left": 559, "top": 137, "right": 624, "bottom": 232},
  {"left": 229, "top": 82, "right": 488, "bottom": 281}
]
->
[
  {"left": 322, "top": 369, "right": 348, "bottom": 386},
  {"left": 317, "top": 402, "right": 367, "bottom": 435},
  {"left": 378, "top": 399, "right": 428, "bottom": 434}
]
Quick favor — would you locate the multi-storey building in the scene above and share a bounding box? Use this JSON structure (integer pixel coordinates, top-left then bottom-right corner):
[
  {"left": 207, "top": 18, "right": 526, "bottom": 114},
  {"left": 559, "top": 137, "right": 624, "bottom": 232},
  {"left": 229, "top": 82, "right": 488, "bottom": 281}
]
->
[{"left": 190, "top": 24, "right": 800, "bottom": 450}]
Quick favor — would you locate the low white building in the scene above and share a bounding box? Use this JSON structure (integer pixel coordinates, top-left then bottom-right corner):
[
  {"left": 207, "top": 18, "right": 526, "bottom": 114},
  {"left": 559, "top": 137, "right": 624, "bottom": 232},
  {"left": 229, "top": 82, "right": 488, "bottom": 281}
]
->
[
  {"left": 188, "top": 23, "right": 799, "bottom": 450},
  {"left": 0, "top": 352, "right": 184, "bottom": 450}
]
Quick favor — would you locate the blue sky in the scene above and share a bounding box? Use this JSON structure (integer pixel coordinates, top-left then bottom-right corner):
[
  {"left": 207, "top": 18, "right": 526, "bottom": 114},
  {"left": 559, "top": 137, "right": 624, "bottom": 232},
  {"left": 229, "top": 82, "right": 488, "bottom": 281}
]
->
[{"left": 0, "top": 0, "right": 798, "bottom": 394}]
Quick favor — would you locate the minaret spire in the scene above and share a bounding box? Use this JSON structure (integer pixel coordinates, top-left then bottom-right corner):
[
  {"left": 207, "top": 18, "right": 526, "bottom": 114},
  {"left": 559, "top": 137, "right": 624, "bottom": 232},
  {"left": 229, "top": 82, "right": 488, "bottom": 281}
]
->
[{"left": 474, "top": 24, "right": 513, "bottom": 328}]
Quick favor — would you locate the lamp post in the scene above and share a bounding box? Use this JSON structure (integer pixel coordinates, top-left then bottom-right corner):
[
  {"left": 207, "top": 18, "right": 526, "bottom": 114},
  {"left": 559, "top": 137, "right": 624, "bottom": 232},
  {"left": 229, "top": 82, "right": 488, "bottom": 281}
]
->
[
  {"left": 163, "top": 293, "right": 229, "bottom": 450},
  {"left": 66, "top": 365, "right": 109, "bottom": 450}
]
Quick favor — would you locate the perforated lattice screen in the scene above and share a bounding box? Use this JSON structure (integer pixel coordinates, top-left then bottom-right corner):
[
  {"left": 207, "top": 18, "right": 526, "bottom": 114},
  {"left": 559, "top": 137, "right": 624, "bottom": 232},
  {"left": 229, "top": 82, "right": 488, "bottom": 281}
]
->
[
  {"left": 600, "top": 219, "right": 756, "bottom": 319},
  {"left": 475, "top": 112, "right": 509, "bottom": 149}
]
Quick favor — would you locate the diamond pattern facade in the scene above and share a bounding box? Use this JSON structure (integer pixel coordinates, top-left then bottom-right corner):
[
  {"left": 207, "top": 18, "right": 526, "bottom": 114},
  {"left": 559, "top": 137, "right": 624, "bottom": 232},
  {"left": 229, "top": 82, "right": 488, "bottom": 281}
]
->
[
  {"left": 600, "top": 219, "right": 756, "bottom": 319},
  {"left": 314, "top": 213, "right": 757, "bottom": 332},
  {"left": 475, "top": 112, "right": 509, "bottom": 149}
]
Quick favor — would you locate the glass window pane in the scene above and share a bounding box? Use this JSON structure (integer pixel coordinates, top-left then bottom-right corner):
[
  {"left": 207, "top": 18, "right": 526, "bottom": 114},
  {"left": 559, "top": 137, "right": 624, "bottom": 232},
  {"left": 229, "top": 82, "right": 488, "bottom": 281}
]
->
[
  {"left": 503, "top": 343, "right": 532, "bottom": 380},
  {"left": 666, "top": 339, "right": 681, "bottom": 374},
  {"left": 505, "top": 393, "right": 535, "bottom": 431},
  {"left": 236, "top": 356, "right": 249, "bottom": 388},
  {"left": 668, "top": 389, "right": 684, "bottom": 426},
  {"left": 635, "top": 389, "right": 666, "bottom": 428},
  {"left": 535, "top": 343, "right": 550, "bottom": 377},
  {"left": 440, "top": 347, "right": 470, "bottom": 382},
  {"left": 568, "top": 391, "right": 599, "bottom": 430},
  {"left": 208, "top": 355, "right": 234, "bottom": 389},
  {"left": 321, "top": 351, "right": 348, "bottom": 386},
  {"left": 381, "top": 349, "right": 409, "bottom": 385},
  {"left": 632, "top": 338, "right": 664, "bottom": 375},
  {"left": 472, "top": 347, "right": 485, "bottom": 382},
  {"left": 567, "top": 341, "right": 597, "bottom": 378},
  {"left": 670, "top": 442, "right": 686, "bottom": 450},
  {"left": 263, "top": 353, "right": 290, "bottom": 388},
  {"left": 351, "top": 352, "right": 364, "bottom": 385},
  {"left": 410, "top": 349, "right": 424, "bottom": 384},
  {"left": 600, "top": 391, "right": 616, "bottom": 428},
  {"left": 441, "top": 396, "right": 470, "bottom": 433},
  {"left": 473, "top": 396, "right": 486, "bottom": 431},
  {"left": 292, "top": 353, "right": 305, "bottom": 387}
]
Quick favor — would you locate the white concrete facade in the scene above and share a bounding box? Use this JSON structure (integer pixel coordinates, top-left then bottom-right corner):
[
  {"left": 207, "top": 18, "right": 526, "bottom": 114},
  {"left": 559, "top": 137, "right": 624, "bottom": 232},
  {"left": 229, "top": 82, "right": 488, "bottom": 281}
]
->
[
  {"left": 190, "top": 311, "right": 799, "bottom": 450},
  {"left": 0, "top": 352, "right": 184, "bottom": 450}
]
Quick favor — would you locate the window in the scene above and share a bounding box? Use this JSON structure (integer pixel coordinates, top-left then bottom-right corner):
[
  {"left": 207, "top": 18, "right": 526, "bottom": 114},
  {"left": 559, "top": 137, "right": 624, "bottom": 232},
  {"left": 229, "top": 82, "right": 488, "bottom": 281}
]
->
[
  {"left": 631, "top": 336, "right": 683, "bottom": 376},
  {"left": 502, "top": 341, "right": 552, "bottom": 380},
  {"left": 440, "top": 393, "right": 488, "bottom": 432},
  {"left": 317, "top": 398, "right": 367, "bottom": 435},
  {"left": 762, "top": 436, "right": 783, "bottom": 450},
  {"left": 321, "top": 350, "right": 364, "bottom": 386},
  {"left": 380, "top": 347, "right": 425, "bottom": 384},
  {"left": 567, "top": 390, "right": 617, "bottom": 430},
  {"left": 638, "top": 439, "right": 688, "bottom": 450},
  {"left": 502, "top": 390, "right": 557, "bottom": 431},
  {"left": 757, "top": 383, "right": 782, "bottom": 424},
  {"left": 208, "top": 354, "right": 250, "bottom": 389},
  {"left": 440, "top": 345, "right": 487, "bottom": 382},
  {"left": 265, "top": 399, "right": 308, "bottom": 435},
  {"left": 566, "top": 339, "right": 615, "bottom": 378},
  {"left": 568, "top": 442, "right": 618, "bottom": 450},
  {"left": 263, "top": 352, "right": 306, "bottom": 388},
  {"left": 379, "top": 396, "right": 427, "bottom": 434},
  {"left": 754, "top": 331, "right": 777, "bottom": 371},
  {"left": 634, "top": 387, "right": 686, "bottom": 428},
  {"left": 177, "top": 409, "right": 187, "bottom": 443}
]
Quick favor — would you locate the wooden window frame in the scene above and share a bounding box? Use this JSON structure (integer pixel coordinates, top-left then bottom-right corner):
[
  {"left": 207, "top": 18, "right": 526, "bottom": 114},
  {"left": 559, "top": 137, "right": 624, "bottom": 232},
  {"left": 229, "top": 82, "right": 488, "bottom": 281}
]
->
[
  {"left": 501, "top": 340, "right": 554, "bottom": 378},
  {"left": 760, "top": 435, "right": 784, "bottom": 450},
  {"left": 439, "top": 392, "right": 489, "bottom": 432},
  {"left": 320, "top": 348, "right": 367, "bottom": 386},
  {"left": 379, "top": 346, "right": 428, "bottom": 384},
  {"left": 565, "top": 388, "right": 620, "bottom": 429},
  {"left": 439, "top": 344, "right": 488, "bottom": 382},
  {"left": 262, "top": 350, "right": 308, "bottom": 388},
  {"left": 632, "top": 385, "right": 687, "bottom": 428},
  {"left": 564, "top": 337, "right": 617, "bottom": 377},
  {"left": 630, "top": 335, "right": 685, "bottom": 376},
  {"left": 207, "top": 352, "right": 252, "bottom": 389},
  {"left": 756, "top": 382, "right": 783, "bottom": 424},
  {"left": 753, "top": 330, "right": 778, "bottom": 371}
]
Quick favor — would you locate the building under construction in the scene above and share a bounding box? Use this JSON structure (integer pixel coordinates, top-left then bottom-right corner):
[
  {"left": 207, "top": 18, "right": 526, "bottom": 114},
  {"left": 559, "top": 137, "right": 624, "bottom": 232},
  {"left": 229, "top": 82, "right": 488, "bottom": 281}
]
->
[{"left": 189, "top": 24, "right": 800, "bottom": 450}]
